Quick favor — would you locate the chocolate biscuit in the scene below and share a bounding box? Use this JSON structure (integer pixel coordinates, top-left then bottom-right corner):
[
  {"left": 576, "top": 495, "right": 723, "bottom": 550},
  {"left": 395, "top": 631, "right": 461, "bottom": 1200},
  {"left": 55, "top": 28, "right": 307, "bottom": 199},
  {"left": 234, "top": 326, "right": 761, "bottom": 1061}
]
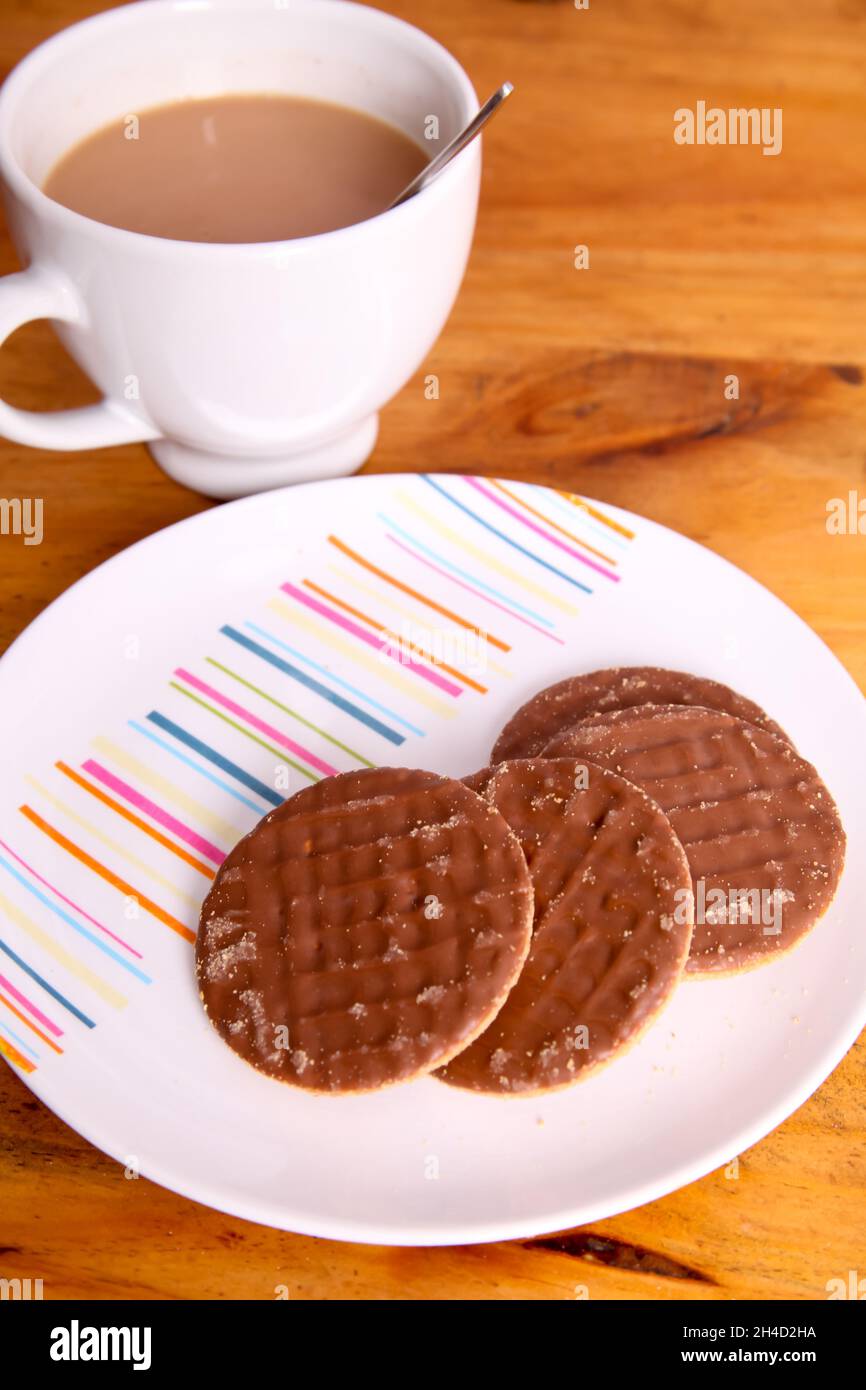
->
[
  {"left": 491, "top": 666, "right": 789, "bottom": 763},
  {"left": 196, "top": 766, "right": 534, "bottom": 1092},
  {"left": 438, "top": 758, "right": 693, "bottom": 1095},
  {"left": 544, "top": 705, "right": 845, "bottom": 974}
]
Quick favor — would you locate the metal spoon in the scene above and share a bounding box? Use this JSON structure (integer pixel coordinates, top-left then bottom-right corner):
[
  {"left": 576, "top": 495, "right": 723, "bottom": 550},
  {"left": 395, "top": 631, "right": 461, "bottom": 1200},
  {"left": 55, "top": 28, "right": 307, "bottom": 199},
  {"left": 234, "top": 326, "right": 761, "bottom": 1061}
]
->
[{"left": 388, "top": 82, "right": 514, "bottom": 210}]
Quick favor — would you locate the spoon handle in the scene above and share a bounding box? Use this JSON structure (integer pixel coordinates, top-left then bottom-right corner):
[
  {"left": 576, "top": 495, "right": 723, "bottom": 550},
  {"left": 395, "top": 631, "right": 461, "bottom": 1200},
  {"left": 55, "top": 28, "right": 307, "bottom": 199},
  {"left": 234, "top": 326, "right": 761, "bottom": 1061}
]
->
[{"left": 389, "top": 82, "right": 514, "bottom": 210}]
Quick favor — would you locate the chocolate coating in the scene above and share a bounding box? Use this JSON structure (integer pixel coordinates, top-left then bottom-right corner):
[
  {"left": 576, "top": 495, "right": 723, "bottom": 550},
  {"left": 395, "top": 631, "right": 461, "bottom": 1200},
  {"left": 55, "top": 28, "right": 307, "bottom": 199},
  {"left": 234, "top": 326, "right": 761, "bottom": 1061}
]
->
[
  {"left": 196, "top": 766, "right": 534, "bottom": 1092},
  {"left": 491, "top": 666, "right": 790, "bottom": 764},
  {"left": 545, "top": 705, "right": 845, "bottom": 974},
  {"left": 438, "top": 758, "right": 693, "bottom": 1095}
]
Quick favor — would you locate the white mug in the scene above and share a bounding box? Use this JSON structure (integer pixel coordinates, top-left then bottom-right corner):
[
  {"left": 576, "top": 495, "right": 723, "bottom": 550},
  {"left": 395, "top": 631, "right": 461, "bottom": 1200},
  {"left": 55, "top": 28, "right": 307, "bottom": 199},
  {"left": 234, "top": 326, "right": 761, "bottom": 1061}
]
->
[{"left": 0, "top": 0, "right": 480, "bottom": 497}]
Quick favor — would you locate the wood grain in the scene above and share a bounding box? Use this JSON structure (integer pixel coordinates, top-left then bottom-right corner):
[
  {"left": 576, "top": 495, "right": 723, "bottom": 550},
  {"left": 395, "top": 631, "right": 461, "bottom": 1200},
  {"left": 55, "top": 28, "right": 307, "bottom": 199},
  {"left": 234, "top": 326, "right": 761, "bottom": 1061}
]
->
[{"left": 0, "top": 0, "right": 864, "bottom": 1301}]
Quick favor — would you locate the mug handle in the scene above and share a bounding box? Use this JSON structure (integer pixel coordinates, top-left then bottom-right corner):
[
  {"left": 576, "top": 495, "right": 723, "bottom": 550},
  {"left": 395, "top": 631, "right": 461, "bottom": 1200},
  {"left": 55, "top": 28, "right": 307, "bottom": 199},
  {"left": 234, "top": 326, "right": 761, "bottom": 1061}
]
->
[{"left": 0, "top": 265, "right": 160, "bottom": 449}]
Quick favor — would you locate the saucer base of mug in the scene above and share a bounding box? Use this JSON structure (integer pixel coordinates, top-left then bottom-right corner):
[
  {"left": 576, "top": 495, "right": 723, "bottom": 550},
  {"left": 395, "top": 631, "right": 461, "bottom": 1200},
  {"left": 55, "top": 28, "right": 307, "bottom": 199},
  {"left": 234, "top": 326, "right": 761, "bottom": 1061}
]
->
[{"left": 148, "top": 415, "right": 379, "bottom": 498}]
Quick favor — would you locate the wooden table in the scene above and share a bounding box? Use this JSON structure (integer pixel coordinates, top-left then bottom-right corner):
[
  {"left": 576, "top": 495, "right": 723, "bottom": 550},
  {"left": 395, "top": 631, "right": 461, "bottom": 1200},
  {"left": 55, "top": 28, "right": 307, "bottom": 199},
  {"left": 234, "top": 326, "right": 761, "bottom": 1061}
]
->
[{"left": 1, "top": 0, "right": 864, "bottom": 1301}]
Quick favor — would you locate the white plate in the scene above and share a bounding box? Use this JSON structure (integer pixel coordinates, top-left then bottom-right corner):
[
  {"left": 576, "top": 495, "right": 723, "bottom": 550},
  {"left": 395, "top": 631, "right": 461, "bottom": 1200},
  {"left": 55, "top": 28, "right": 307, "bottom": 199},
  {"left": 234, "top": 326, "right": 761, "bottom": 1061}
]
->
[{"left": 0, "top": 473, "right": 863, "bottom": 1246}]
